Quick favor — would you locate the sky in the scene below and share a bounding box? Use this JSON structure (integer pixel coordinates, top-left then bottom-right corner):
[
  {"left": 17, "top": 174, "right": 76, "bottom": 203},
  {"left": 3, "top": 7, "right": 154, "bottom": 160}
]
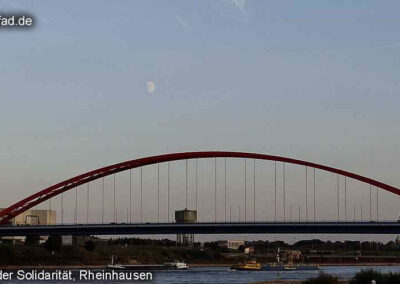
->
[{"left": 1, "top": 0, "right": 400, "bottom": 242}]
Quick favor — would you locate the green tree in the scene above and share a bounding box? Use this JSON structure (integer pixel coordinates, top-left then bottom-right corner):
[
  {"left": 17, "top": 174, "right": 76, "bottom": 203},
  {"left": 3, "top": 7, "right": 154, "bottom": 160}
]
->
[
  {"left": 303, "top": 273, "right": 339, "bottom": 284},
  {"left": 25, "top": 235, "right": 41, "bottom": 245},
  {"left": 44, "top": 235, "right": 62, "bottom": 252},
  {"left": 349, "top": 269, "right": 400, "bottom": 284},
  {"left": 0, "top": 244, "right": 16, "bottom": 264},
  {"left": 349, "top": 269, "right": 382, "bottom": 284},
  {"left": 84, "top": 240, "right": 96, "bottom": 252}
]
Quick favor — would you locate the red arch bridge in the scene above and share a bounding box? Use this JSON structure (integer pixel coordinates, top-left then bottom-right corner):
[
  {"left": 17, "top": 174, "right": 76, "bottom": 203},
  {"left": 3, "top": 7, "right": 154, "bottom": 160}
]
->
[{"left": 1, "top": 151, "right": 400, "bottom": 236}]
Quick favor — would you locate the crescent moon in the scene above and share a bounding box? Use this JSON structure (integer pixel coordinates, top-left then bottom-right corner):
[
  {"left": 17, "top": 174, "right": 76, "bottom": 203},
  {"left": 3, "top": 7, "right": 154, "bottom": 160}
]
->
[{"left": 146, "top": 81, "right": 156, "bottom": 93}]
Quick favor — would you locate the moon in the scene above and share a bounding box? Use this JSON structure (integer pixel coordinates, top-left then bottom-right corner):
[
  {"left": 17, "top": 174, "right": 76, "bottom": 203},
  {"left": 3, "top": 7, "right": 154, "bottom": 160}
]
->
[{"left": 146, "top": 81, "right": 156, "bottom": 94}]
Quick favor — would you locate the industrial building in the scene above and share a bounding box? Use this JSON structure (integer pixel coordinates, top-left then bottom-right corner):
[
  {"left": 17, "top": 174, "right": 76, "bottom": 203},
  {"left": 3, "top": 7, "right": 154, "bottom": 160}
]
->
[
  {"left": 0, "top": 208, "right": 56, "bottom": 226},
  {"left": 0, "top": 208, "right": 56, "bottom": 244},
  {"left": 217, "top": 240, "right": 245, "bottom": 250},
  {"left": 175, "top": 208, "right": 197, "bottom": 246}
]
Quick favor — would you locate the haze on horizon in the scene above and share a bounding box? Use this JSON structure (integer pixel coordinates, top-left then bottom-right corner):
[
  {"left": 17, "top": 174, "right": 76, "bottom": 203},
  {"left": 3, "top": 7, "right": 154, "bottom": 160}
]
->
[{"left": 1, "top": 0, "right": 400, "bottom": 242}]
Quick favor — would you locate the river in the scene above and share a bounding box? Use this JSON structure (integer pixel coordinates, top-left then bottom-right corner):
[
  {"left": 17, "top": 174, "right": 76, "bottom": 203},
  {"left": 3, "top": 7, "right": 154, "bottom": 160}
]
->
[
  {"left": 3, "top": 266, "right": 400, "bottom": 283},
  {"left": 151, "top": 266, "right": 400, "bottom": 283}
]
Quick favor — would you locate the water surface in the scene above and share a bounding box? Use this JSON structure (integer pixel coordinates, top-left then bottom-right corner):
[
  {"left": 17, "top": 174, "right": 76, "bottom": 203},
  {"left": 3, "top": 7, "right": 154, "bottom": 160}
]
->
[{"left": 3, "top": 266, "right": 400, "bottom": 283}]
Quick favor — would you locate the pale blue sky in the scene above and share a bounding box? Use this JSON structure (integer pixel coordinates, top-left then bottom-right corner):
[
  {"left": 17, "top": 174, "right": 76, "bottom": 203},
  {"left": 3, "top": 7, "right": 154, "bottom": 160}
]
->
[{"left": 1, "top": 0, "right": 400, "bottom": 241}]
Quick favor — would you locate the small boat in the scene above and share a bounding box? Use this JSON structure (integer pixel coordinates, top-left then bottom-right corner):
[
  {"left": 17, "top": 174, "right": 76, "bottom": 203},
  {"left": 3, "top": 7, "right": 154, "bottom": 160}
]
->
[
  {"left": 231, "top": 247, "right": 319, "bottom": 271},
  {"left": 107, "top": 256, "right": 189, "bottom": 270},
  {"left": 107, "top": 263, "right": 125, "bottom": 270},
  {"left": 164, "top": 260, "right": 189, "bottom": 270},
  {"left": 107, "top": 263, "right": 167, "bottom": 270},
  {"left": 231, "top": 259, "right": 261, "bottom": 271},
  {"left": 261, "top": 263, "right": 319, "bottom": 271},
  {"left": 262, "top": 247, "right": 319, "bottom": 271},
  {"left": 231, "top": 260, "right": 319, "bottom": 271},
  {"left": 107, "top": 255, "right": 125, "bottom": 270}
]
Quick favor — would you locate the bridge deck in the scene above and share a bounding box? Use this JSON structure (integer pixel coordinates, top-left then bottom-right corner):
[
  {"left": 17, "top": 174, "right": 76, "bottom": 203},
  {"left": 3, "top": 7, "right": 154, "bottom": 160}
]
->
[{"left": 1, "top": 222, "right": 400, "bottom": 236}]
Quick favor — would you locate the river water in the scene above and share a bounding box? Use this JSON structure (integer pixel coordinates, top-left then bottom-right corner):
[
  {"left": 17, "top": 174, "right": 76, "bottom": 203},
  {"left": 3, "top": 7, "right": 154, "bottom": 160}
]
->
[
  {"left": 3, "top": 266, "right": 400, "bottom": 283},
  {"left": 152, "top": 266, "right": 400, "bottom": 283}
]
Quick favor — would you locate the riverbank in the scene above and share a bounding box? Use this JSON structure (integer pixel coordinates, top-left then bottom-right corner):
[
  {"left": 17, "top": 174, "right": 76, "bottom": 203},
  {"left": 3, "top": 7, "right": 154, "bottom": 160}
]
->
[
  {"left": 0, "top": 265, "right": 105, "bottom": 269},
  {"left": 253, "top": 281, "right": 348, "bottom": 284},
  {"left": 0, "top": 266, "right": 399, "bottom": 283},
  {"left": 190, "top": 262, "right": 400, "bottom": 267},
  {"left": 2, "top": 237, "right": 400, "bottom": 268},
  {"left": 319, "top": 262, "right": 400, "bottom": 266},
  {"left": 2, "top": 262, "right": 400, "bottom": 269},
  {"left": 253, "top": 281, "right": 305, "bottom": 284}
]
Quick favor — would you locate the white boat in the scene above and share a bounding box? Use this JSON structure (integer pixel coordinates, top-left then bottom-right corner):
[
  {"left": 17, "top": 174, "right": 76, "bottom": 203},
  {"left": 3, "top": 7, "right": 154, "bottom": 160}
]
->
[
  {"left": 164, "top": 260, "right": 189, "bottom": 270},
  {"left": 107, "top": 263, "right": 125, "bottom": 269},
  {"left": 107, "top": 255, "right": 126, "bottom": 269},
  {"left": 107, "top": 256, "right": 189, "bottom": 270}
]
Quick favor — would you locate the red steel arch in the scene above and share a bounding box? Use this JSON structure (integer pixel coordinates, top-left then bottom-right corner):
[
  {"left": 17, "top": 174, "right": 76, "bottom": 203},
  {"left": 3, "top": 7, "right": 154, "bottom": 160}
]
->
[{"left": 1, "top": 151, "right": 399, "bottom": 225}]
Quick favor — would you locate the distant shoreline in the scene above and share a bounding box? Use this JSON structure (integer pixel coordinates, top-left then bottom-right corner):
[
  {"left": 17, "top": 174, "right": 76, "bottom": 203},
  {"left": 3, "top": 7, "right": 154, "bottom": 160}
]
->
[
  {"left": 191, "top": 262, "right": 400, "bottom": 267},
  {"left": 1, "top": 262, "right": 400, "bottom": 269}
]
